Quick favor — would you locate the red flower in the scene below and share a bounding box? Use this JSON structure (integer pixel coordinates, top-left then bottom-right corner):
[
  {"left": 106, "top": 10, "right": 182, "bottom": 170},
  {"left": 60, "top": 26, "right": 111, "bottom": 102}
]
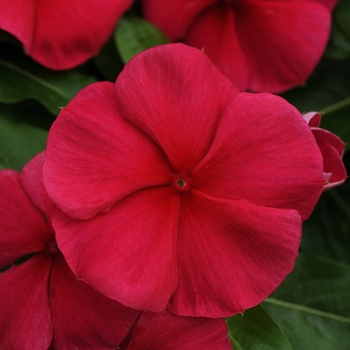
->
[
  {"left": 0, "top": 0, "right": 132, "bottom": 70},
  {"left": 142, "top": 0, "right": 337, "bottom": 93},
  {"left": 120, "top": 310, "right": 232, "bottom": 350},
  {"left": 303, "top": 112, "right": 347, "bottom": 190},
  {"left": 43, "top": 44, "right": 325, "bottom": 317},
  {"left": 0, "top": 152, "right": 139, "bottom": 349}
]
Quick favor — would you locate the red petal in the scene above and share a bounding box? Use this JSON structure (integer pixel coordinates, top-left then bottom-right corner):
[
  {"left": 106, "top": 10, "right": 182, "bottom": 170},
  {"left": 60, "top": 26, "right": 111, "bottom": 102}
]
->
[
  {"left": 115, "top": 43, "right": 238, "bottom": 174},
  {"left": 0, "top": 0, "right": 132, "bottom": 69},
  {"left": 0, "top": 254, "right": 52, "bottom": 349},
  {"left": 49, "top": 253, "right": 139, "bottom": 349},
  {"left": 53, "top": 187, "right": 180, "bottom": 312},
  {"left": 184, "top": 3, "right": 251, "bottom": 91},
  {"left": 44, "top": 82, "right": 173, "bottom": 220},
  {"left": 123, "top": 310, "right": 232, "bottom": 350},
  {"left": 316, "top": 137, "right": 347, "bottom": 190},
  {"left": 315, "top": 0, "right": 338, "bottom": 10},
  {"left": 192, "top": 93, "right": 324, "bottom": 221},
  {"left": 22, "top": 151, "right": 54, "bottom": 219},
  {"left": 303, "top": 111, "right": 321, "bottom": 128},
  {"left": 168, "top": 191, "right": 302, "bottom": 317},
  {"left": 0, "top": 170, "right": 50, "bottom": 268},
  {"left": 312, "top": 128, "right": 345, "bottom": 157},
  {"left": 235, "top": 0, "right": 332, "bottom": 92},
  {"left": 0, "top": 0, "right": 35, "bottom": 49},
  {"left": 142, "top": 0, "right": 217, "bottom": 40}
]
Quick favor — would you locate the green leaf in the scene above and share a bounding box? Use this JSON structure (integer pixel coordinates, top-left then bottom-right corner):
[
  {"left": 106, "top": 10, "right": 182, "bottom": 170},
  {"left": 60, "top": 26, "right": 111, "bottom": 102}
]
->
[
  {"left": 115, "top": 16, "right": 169, "bottom": 63},
  {"left": 92, "top": 36, "right": 124, "bottom": 82},
  {"left": 263, "top": 254, "right": 350, "bottom": 350},
  {"left": 282, "top": 56, "right": 350, "bottom": 150},
  {"left": 228, "top": 305, "right": 293, "bottom": 350},
  {"left": 326, "top": 0, "right": 350, "bottom": 59},
  {"left": 0, "top": 103, "right": 48, "bottom": 170},
  {"left": 302, "top": 178, "right": 350, "bottom": 265},
  {"left": 0, "top": 44, "right": 96, "bottom": 116}
]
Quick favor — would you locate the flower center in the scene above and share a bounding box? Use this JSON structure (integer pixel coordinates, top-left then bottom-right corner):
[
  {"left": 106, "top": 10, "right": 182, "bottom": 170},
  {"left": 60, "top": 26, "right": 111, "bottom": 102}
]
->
[
  {"left": 47, "top": 239, "right": 59, "bottom": 254},
  {"left": 172, "top": 174, "right": 192, "bottom": 192}
]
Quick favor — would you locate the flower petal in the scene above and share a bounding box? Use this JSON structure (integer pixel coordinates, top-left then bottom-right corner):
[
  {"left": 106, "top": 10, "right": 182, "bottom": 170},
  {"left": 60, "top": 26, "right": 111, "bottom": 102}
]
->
[
  {"left": 0, "top": 0, "right": 132, "bottom": 69},
  {"left": 115, "top": 43, "right": 238, "bottom": 174},
  {"left": 312, "top": 128, "right": 345, "bottom": 158},
  {"left": 235, "top": 0, "right": 332, "bottom": 92},
  {"left": 316, "top": 137, "right": 347, "bottom": 190},
  {"left": 184, "top": 3, "right": 251, "bottom": 91},
  {"left": 0, "top": 170, "right": 50, "bottom": 268},
  {"left": 316, "top": 0, "right": 338, "bottom": 10},
  {"left": 44, "top": 81, "right": 173, "bottom": 220},
  {"left": 142, "top": 0, "right": 217, "bottom": 40},
  {"left": 192, "top": 93, "right": 324, "bottom": 221},
  {"left": 0, "top": 0, "right": 35, "bottom": 49},
  {"left": 0, "top": 254, "right": 52, "bottom": 349},
  {"left": 123, "top": 310, "right": 232, "bottom": 350},
  {"left": 22, "top": 151, "right": 54, "bottom": 219},
  {"left": 53, "top": 186, "right": 180, "bottom": 312},
  {"left": 303, "top": 111, "right": 321, "bottom": 128},
  {"left": 168, "top": 191, "right": 302, "bottom": 317},
  {"left": 49, "top": 252, "right": 139, "bottom": 349}
]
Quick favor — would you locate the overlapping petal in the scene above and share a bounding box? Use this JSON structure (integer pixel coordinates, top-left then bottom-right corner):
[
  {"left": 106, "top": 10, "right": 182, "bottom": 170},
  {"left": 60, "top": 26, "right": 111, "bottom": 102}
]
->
[
  {"left": 0, "top": 0, "right": 132, "bottom": 69},
  {"left": 142, "top": 0, "right": 335, "bottom": 92},
  {"left": 192, "top": 93, "right": 324, "bottom": 221},
  {"left": 303, "top": 112, "right": 347, "bottom": 190},
  {"left": 185, "top": 3, "right": 251, "bottom": 91},
  {"left": 0, "top": 170, "right": 50, "bottom": 268},
  {"left": 0, "top": 254, "right": 52, "bottom": 349},
  {"left": 53, "top": 187, "right": 180, "bottom": 311},
  {"left": 22, "top": 151, "right": 54, "bottom": 219},
  {"left": 115, "top": 44, "right": 238, "bottom": 173},
  {"left": 142, "top": 0, "right": 217, "bottom": 40},
  {"left": 49, "top": 253, "right": 139, "bottom": 349},
  {"left": 44, "top": 81, "right": 174, "bottom": 220},
  {"left": 168, "top": 191, "right": 302, "bottom": 317},
  {"left": 234, "top": 0, "right": 332, "bottom": 92},
  {"left": 122, "top": 310, "right": 232, "bottom": 350}
]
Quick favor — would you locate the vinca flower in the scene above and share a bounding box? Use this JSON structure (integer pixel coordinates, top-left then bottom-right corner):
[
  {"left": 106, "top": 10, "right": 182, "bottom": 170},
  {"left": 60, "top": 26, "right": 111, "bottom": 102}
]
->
[
  {"left": 0, "top": 0, "right": 132, "bottom": 69},
  {"left": 0, "top": 152, "right": 138, "bottom": 349},
  {"left": 142, "top": 0, "right": 338, "bottom": 93},
  {"left": 43, "top": 44, "right": 325, "bottom": 318},
  {"left": 303, "top": 112, "right": 347, "bottom": 190}
]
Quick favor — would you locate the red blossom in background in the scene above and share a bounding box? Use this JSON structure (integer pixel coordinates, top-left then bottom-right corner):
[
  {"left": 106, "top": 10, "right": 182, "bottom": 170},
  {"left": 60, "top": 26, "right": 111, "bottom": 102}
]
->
[
  {"left": 43, "top": 44, "right": 325, "bottom": 318},
  {"left": 0, "top": 152, "right": 139, "bottom": 349},
  {"left": 120, "top": 310, "right": 232, "bottom": 350},
  {"left": 142, "top": 0, "right": 338, "bottom": 93},
  {"left": 303, "top": 112, "right": 347, "bottom": 190},
  {"left": 0, "top": 0, "right": 132, "bottom": 70}
]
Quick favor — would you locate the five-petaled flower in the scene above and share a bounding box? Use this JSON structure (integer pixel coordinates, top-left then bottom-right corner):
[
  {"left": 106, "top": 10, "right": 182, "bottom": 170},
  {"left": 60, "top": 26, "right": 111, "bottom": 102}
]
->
[
  {"left": 142, "top": 0, "right": 338, "bottom": 93},
  {"left": 43, "top": 44, "right": 325, "bottom": 318},
  {"left": 0, "top": 152, "right": 139, "bottom": 349},
  {"left": 0, "top": 0, "right": 132, "bottom": 69},
  {"left": 303, "top": 112, "right": 347, "bottom": 190}
]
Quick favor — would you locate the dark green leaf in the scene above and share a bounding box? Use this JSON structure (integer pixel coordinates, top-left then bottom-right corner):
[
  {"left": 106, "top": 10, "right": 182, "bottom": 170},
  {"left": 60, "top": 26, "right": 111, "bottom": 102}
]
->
[
  {"left": 326, "top": 0, "right": 350, "bottom": 59},
  {"left": 263, "top": 254, "right": 350, "bottom": 350},
  {"left": 302, "top": 171, "right": 350, "bottom": 264},
  {"left": 282, "top": 56, "right": 350, "bottom": 150},
  {"left": 115, "top": 16, "right": 169, "bottom": 63},
  {"left": 0, "top": 44, "right": 96, "bottom": 116},
  {"left": 0, "top": 103, "right": 48, "bottom": 170},
  {"left": 92, "top": 37, "right": 124, "bottom": 82},
  {"left": 228, "top": 305, "right": 292, "bottom": 350}
]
